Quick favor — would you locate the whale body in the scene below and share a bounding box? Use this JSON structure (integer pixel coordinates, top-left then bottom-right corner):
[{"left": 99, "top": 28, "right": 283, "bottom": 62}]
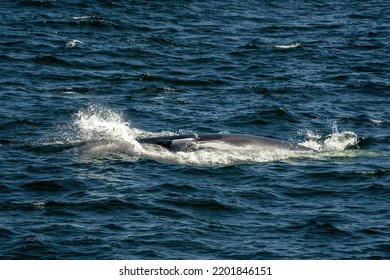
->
[{"left": 137, "top": 133, "right": 313, "bottom": 152}]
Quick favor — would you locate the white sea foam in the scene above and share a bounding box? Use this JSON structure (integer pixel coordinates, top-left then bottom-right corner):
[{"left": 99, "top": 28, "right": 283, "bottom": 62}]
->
[
  {"left": 275, "top": 43, "right": 301, "bottom": 49},
  {"left": 72, "top": 16, "right": 92, "bottom": 20},
  {"left": 298, "top": 124, "right": 359, "bottom": 152},
  {"left": 32, "top": 201, "right": 47, "bottom": 208},
  {"left": 369, "top": 118, "right": 386, "bottom": 125},
  {"left": 74, "top": 105, "right": 144, "bottom": 153}
]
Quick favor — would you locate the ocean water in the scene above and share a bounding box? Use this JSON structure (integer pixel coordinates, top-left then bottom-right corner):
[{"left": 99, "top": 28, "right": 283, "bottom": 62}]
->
[{"left": 1, "top": 0, "right": 390, "bottom": 259}]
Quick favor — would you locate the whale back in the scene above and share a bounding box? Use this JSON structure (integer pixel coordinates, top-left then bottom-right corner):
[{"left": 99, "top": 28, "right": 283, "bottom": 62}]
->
[{"left": 138, "top": 133, "right": 312, "bottom": 152}]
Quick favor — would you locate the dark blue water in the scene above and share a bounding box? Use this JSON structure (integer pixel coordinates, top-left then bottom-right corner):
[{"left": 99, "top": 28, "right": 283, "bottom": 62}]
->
[{"left": 1, "top": 0, "right": 390, "bottom": 259}]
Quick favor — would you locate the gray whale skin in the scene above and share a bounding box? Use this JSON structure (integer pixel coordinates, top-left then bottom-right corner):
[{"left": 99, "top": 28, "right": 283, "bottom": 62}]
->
[{"left": 137, "top": 133, "right": 313, "bottom": 152}]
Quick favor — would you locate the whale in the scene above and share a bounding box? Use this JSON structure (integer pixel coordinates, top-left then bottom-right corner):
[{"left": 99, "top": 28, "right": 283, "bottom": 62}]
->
[{"left": 137, "top": 133, "right": 313, "bottom": 152}]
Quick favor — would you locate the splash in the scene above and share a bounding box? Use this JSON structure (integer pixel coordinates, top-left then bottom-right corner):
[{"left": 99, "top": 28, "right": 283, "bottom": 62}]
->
[
  {"left": 74, "top": 105, "right": 143, "bottom": 154},
  {"left": 70, "top": 106, "right": 360, "bottom": 165},
  {"left": 298, "top": 124, "right": 359, "bottom": 152}
]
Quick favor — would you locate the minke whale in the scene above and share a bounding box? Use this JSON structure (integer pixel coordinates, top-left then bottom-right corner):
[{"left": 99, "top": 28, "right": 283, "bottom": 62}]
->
[{"left": 137, "top": 133, "right": 313, "bottom": 152}]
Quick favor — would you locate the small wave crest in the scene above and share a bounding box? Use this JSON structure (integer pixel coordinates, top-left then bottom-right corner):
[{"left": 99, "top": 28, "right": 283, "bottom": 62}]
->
[{"left": 275, "top": 43, "right": 301, "bottom": 50}]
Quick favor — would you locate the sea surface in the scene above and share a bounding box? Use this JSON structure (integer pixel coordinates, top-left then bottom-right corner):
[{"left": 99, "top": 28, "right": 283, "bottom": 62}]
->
[{"left": 1, "top": 0, "right": 390, "bottom": 259}]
